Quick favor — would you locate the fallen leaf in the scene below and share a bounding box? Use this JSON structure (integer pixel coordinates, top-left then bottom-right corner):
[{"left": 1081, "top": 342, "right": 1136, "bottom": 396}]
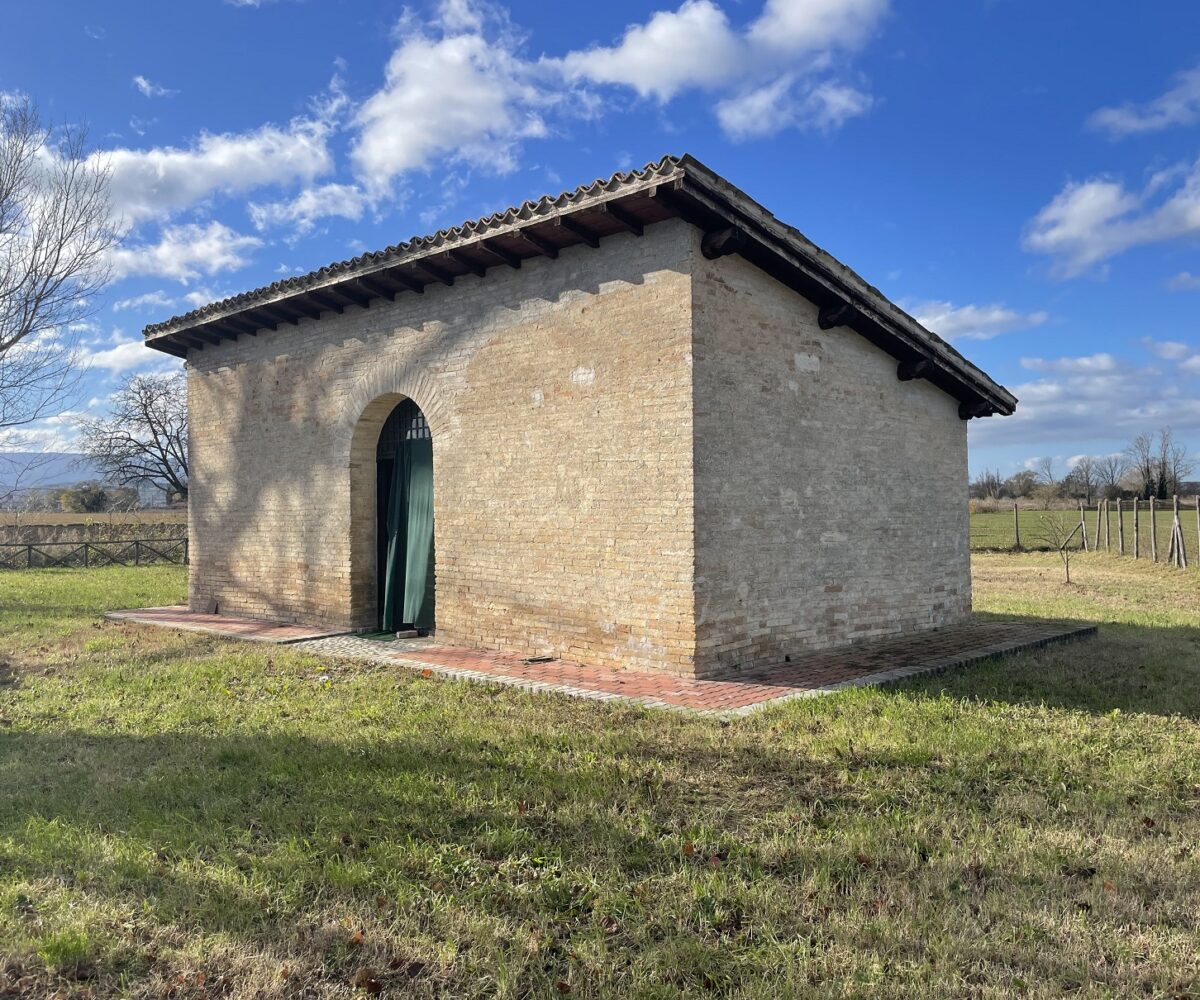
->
[
  {"left": 856, "top": 853, "right": 874, "bottom": 869},
  {"left": 682, "top": 842, "right": 695, "bottom": 857},
  {"left": 348, "top": 930, "right": 364, "bottom": 948},
  {"left": 351, "top": 967, "right": 382, "bottom": 994},
  {"left": 376, "top": 894, "right": 388, "bottom": 908},
  {"left": 556, "top": 982, "right": 572, "bottom": 994},
  {"left": 708, "top": 854, "right": 722, "bottom": 868},
  {"left": 1103, "top": 880, "right": 1116, "bottom": 892},
  {"left": 518, "top": 800, "right": 528, "bottom": 815},
  {"left": 1143, "top": 817, "right": 1157, "bottom": 829}
]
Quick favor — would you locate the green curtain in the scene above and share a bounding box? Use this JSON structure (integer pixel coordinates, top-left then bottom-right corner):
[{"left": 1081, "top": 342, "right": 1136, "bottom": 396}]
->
[
  {"left": 381, "top": 434, "right": 435, "bottom": 632},
  {"left": 402, "top": 436, "right": 435, "bottom": 630},
  {"left": 381, "top": 449, "right": 409, "bottom": 632}
]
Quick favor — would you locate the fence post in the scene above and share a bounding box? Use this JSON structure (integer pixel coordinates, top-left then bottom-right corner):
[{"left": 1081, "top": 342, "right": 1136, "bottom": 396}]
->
[
  {"left": 1133, "top": 498, "right": 1139, "bottom": 559},
  {"left": 1151, "top": 497, "right": 1158, "bottom": 562},
  {"left": 134, "top": 540, "right": 140, "bottom": 566},
  {"left": 1103, "top": 499, "right": 1110, "bottom": 551},
  {"left": 26, "top": 544, "right": 32, "bottom": 569},
  {"left": 1013, "top": 502, "right": 1021, "bottom": 550},
  {"left": 1117, "top": 498, "right": 1124, "bottom": 555},
  {"left": 1093, "top": 501, "right": 1102, "bottom": 551},
  {"left": 1079, "top": 502, "right": 1088, "bottom": 551},
  {"left": 83, "top": 543, "right": 89, "bottom": 569},
  {"left": 183, "top": 538, "right": 188, "bottom": 565}
]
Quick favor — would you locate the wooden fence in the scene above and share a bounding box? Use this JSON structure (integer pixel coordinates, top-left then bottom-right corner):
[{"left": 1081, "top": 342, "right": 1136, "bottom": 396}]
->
[
  {"left": 970, "top": 498, "right": 1199, "bottom": 569},
  {"left": 0, "top": 537, "right": 188, "bottom": 570}
]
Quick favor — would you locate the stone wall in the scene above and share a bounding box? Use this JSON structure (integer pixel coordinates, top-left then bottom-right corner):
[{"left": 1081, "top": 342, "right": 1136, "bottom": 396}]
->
[
  {"left": 186, "top": 220, "right": 699, "bottom": 675},
  {"left": 690, "top": 247, "right": 971, "bottom": 678}
]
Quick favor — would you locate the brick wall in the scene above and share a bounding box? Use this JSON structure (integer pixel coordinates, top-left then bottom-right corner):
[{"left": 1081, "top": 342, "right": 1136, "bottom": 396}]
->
[
  {"left": 690, "top": 245, "right": 971, "bottom": 678},
  {"left": 186, "top": 216, "right": 971, "bottom": 679},
  {"left": 186, "top": 220, "right": 699, "bottom": 675}
]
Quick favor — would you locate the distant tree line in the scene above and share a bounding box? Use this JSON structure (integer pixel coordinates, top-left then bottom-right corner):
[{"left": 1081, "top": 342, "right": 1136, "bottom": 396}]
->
[{"left": 972, "top": 427, "right": 1195, "bottom": 504}]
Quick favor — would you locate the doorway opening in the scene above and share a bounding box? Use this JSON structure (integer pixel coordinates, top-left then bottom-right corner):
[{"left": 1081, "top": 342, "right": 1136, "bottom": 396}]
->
[{"left": 375, "top": 398, "right": 435, "bottom": 633}]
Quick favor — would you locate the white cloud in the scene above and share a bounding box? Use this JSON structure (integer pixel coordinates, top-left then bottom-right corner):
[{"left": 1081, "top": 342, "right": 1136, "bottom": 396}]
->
[
  {"left": 1182, "top": 355, "right": 1200, "bottom": 375},
  {"left": 1140, "top": 337, "right": 1193, "bottom": 361},
  {"left": 109, "top": 222, "right": 261, "bottom": 283},
  {"left": 1020, "top": 353, "right": 1118, "bottom": 374},
  {"left": 559, "top": 1, "right": 744, "bottom": 102},
  {"left": 248, "top": 182, "right": 368, "bottom": 233},
  {"left": 1167, "top": 271, "right": 1200, "bottom": 291},
  {"left": 909, "top": 300, "right": 1049, "bottom": 342},
  {"left": 747, "top": 0, "right": 888, "bottom": 55},
  {"left": 971, "top": 352, "right": 1200, "bottom": 449},
  {"left": 556, "top": 0, "right": 884, "bottom": 139},
  {"left": 78, "top": 333, "right": 181, "bottom": 374},
  {"left": 1088, "top": 64, "right": 1200, "bottom": 138},
  {"left": 112, "top": 291, "right": 177, "bottom": 313},
  {"left": 717, "top": 76, "right": 872, "bottom": 139},
  {"left": 1024, "top": 158, "right": 1200, "bottom": 276},
  {"left": 132, "top": 75, "right": 177, "bottom": 99},
  {"left": 351, "top": 27, "right": 549, "bottom": 192},
  {"left": 98, "top": 119, "right": 334, "bottom": 225}
]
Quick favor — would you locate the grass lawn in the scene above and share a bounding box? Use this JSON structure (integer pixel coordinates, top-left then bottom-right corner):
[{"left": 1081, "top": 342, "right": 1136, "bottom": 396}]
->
[
  {"left": 2, "top": 557, "right": 1200, "bottom": 998},
  {"left": 970, "top": 506, "right": 1200, "bottom": 554}
]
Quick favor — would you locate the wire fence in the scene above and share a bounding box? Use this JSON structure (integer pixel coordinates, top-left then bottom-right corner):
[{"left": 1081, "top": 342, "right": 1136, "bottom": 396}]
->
[
  {"left": 0, "top": 537, "right": 188, "bottom": 570},
  {"left": 971, "top": 498, "right": 1200, "bottom": 568}
]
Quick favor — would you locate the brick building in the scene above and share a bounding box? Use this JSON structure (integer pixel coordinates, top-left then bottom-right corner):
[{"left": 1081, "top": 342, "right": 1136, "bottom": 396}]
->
[{"left": 143, "top": 155, "right": 1015, "bottom": 679}]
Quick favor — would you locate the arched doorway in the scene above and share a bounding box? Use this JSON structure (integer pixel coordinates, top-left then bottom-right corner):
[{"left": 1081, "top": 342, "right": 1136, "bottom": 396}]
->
[{"left": 375, "top": 399, "right": 435, "bottom": 632}]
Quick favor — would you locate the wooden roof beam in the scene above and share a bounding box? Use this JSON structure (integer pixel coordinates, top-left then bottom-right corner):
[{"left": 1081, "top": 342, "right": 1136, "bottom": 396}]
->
[
  {"left": 599, "top": 201, "right": 644, "bottom": 237},
  {"left": 818, "top": 301, "right": 858, "bottom": 331},
  {"left": 327, "top": 284, "right": 371, "bottom": 309},
  {"left": 355, "top": 275, "right": 400, "bottom": 301},
  {"left": 556, "top": 215, "right": 600, "bottom": 249},
  {"left": 512, "top": 228, "right": 558, "bottom": 259},
  {"left": 480, "top": 239, "right": 522, "bottom": 269},
  {"left": 412, "top": 260, "right": 455, "bottom": 286},
  {"left": 958, "top": 400, "right": 994, "bottom": 420},
  {"left": 380, "top": 270, "right": 425, "bottom": 294},
  {"left": 897, "top": 358, "right": 932, "bottom": 382},
  {"left": 308, "top": 291, "right": 345, "bottom": 315},
  {"left": 445, "top": 249, "right": 486, "bottom": 277}
]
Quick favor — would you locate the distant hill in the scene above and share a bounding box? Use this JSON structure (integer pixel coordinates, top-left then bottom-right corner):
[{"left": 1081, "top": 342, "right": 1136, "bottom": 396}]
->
[{"left": 0, "top": 452, "right": 105, "bottom": 493}]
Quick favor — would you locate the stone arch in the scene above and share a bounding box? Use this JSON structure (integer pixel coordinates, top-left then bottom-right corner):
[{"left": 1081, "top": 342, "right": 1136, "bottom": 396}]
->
[{"left": 343, "top": 364, "right": 449, "bottom": 629}]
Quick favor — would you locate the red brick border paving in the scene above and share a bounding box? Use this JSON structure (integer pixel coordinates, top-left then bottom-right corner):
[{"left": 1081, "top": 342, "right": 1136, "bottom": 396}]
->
[
  {"left": 105, "top": 606, "right": 1096, "bottom": 715},
  {"left": 104, "top": 606, "right": 344, "bottom": 644}
]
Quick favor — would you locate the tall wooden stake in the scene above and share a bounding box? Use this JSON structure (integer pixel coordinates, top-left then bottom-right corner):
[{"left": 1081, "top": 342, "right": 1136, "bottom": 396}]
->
[
  {"left": 1175, "top": 494, "right": 1188, "bottom": 569},
  {"left": 1079, "top": 502, "right": 1088, "bottom": 551},
  {"left": 1151, "top": 497, "right": 1158, "bottom": 562},
  {"left": 1013, "top": 501, "right": 1020, "bottom": 551},
  {"left": 1104, "top": 499, "right": 1111, "bottom": 552},
  {"left": 1093, "top": 501, "right": 1102, "bottom": 550},
  {"left": 1117, "top": 498, "right": 1125, "bottom": 555},
  {"left": 1133, "top": 497, "right": 1139, "bottom": 559}
]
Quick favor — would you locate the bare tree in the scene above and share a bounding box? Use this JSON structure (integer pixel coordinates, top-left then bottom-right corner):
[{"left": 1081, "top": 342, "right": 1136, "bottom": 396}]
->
[
  {"left": 1159, "top": 428, "right": 1193, "bottom": 497},
  {"left": 970, "top": 468, "right": 1003, "bottom": 500},
  {"left": 1034, "top": 456, "right": 1056, "bottom": 485},
  {"left": 0, "top": 96, "right": 114, "bottom": 432},
  {"left": 1036, "top": 511, "right": 1079, "bottom": 585},
  {"left": 1126, "top": 428, "right": 1193, "bottom": 499},
  {"left": 1095, "top": 453, "right": 1127, "bottom": 499},
  {"left": 77, "top": 372, "right": 188, "bottom": 501},
  {"left": 1065, "top": 455, "right": 1096, "bottom": 503}
]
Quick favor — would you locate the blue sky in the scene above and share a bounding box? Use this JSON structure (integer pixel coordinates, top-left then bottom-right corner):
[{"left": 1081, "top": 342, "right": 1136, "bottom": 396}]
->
[{"left": 4, "top": 0, "right": 1199, "bottom": 479}]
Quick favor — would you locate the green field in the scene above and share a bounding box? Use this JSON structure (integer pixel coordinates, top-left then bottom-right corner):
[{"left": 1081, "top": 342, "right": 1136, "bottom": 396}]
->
[
  {"left": 971, "top": 505, "right": 1200, "bottom": 555},
  {"left": 2, "top": 558, "right": 1200, "bottom": 997}
]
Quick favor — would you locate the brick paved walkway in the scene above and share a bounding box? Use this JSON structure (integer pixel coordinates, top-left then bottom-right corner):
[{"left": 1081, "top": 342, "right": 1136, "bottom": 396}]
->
[
  {"left": 301, "top": 618, "right": 1095, "bottom": 715},
  {"left": 103, "top": 606, "right": 343, "bottom": 644},
  {"left": 105, "top": 607, "right": 1095, "bottom": 715}
]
